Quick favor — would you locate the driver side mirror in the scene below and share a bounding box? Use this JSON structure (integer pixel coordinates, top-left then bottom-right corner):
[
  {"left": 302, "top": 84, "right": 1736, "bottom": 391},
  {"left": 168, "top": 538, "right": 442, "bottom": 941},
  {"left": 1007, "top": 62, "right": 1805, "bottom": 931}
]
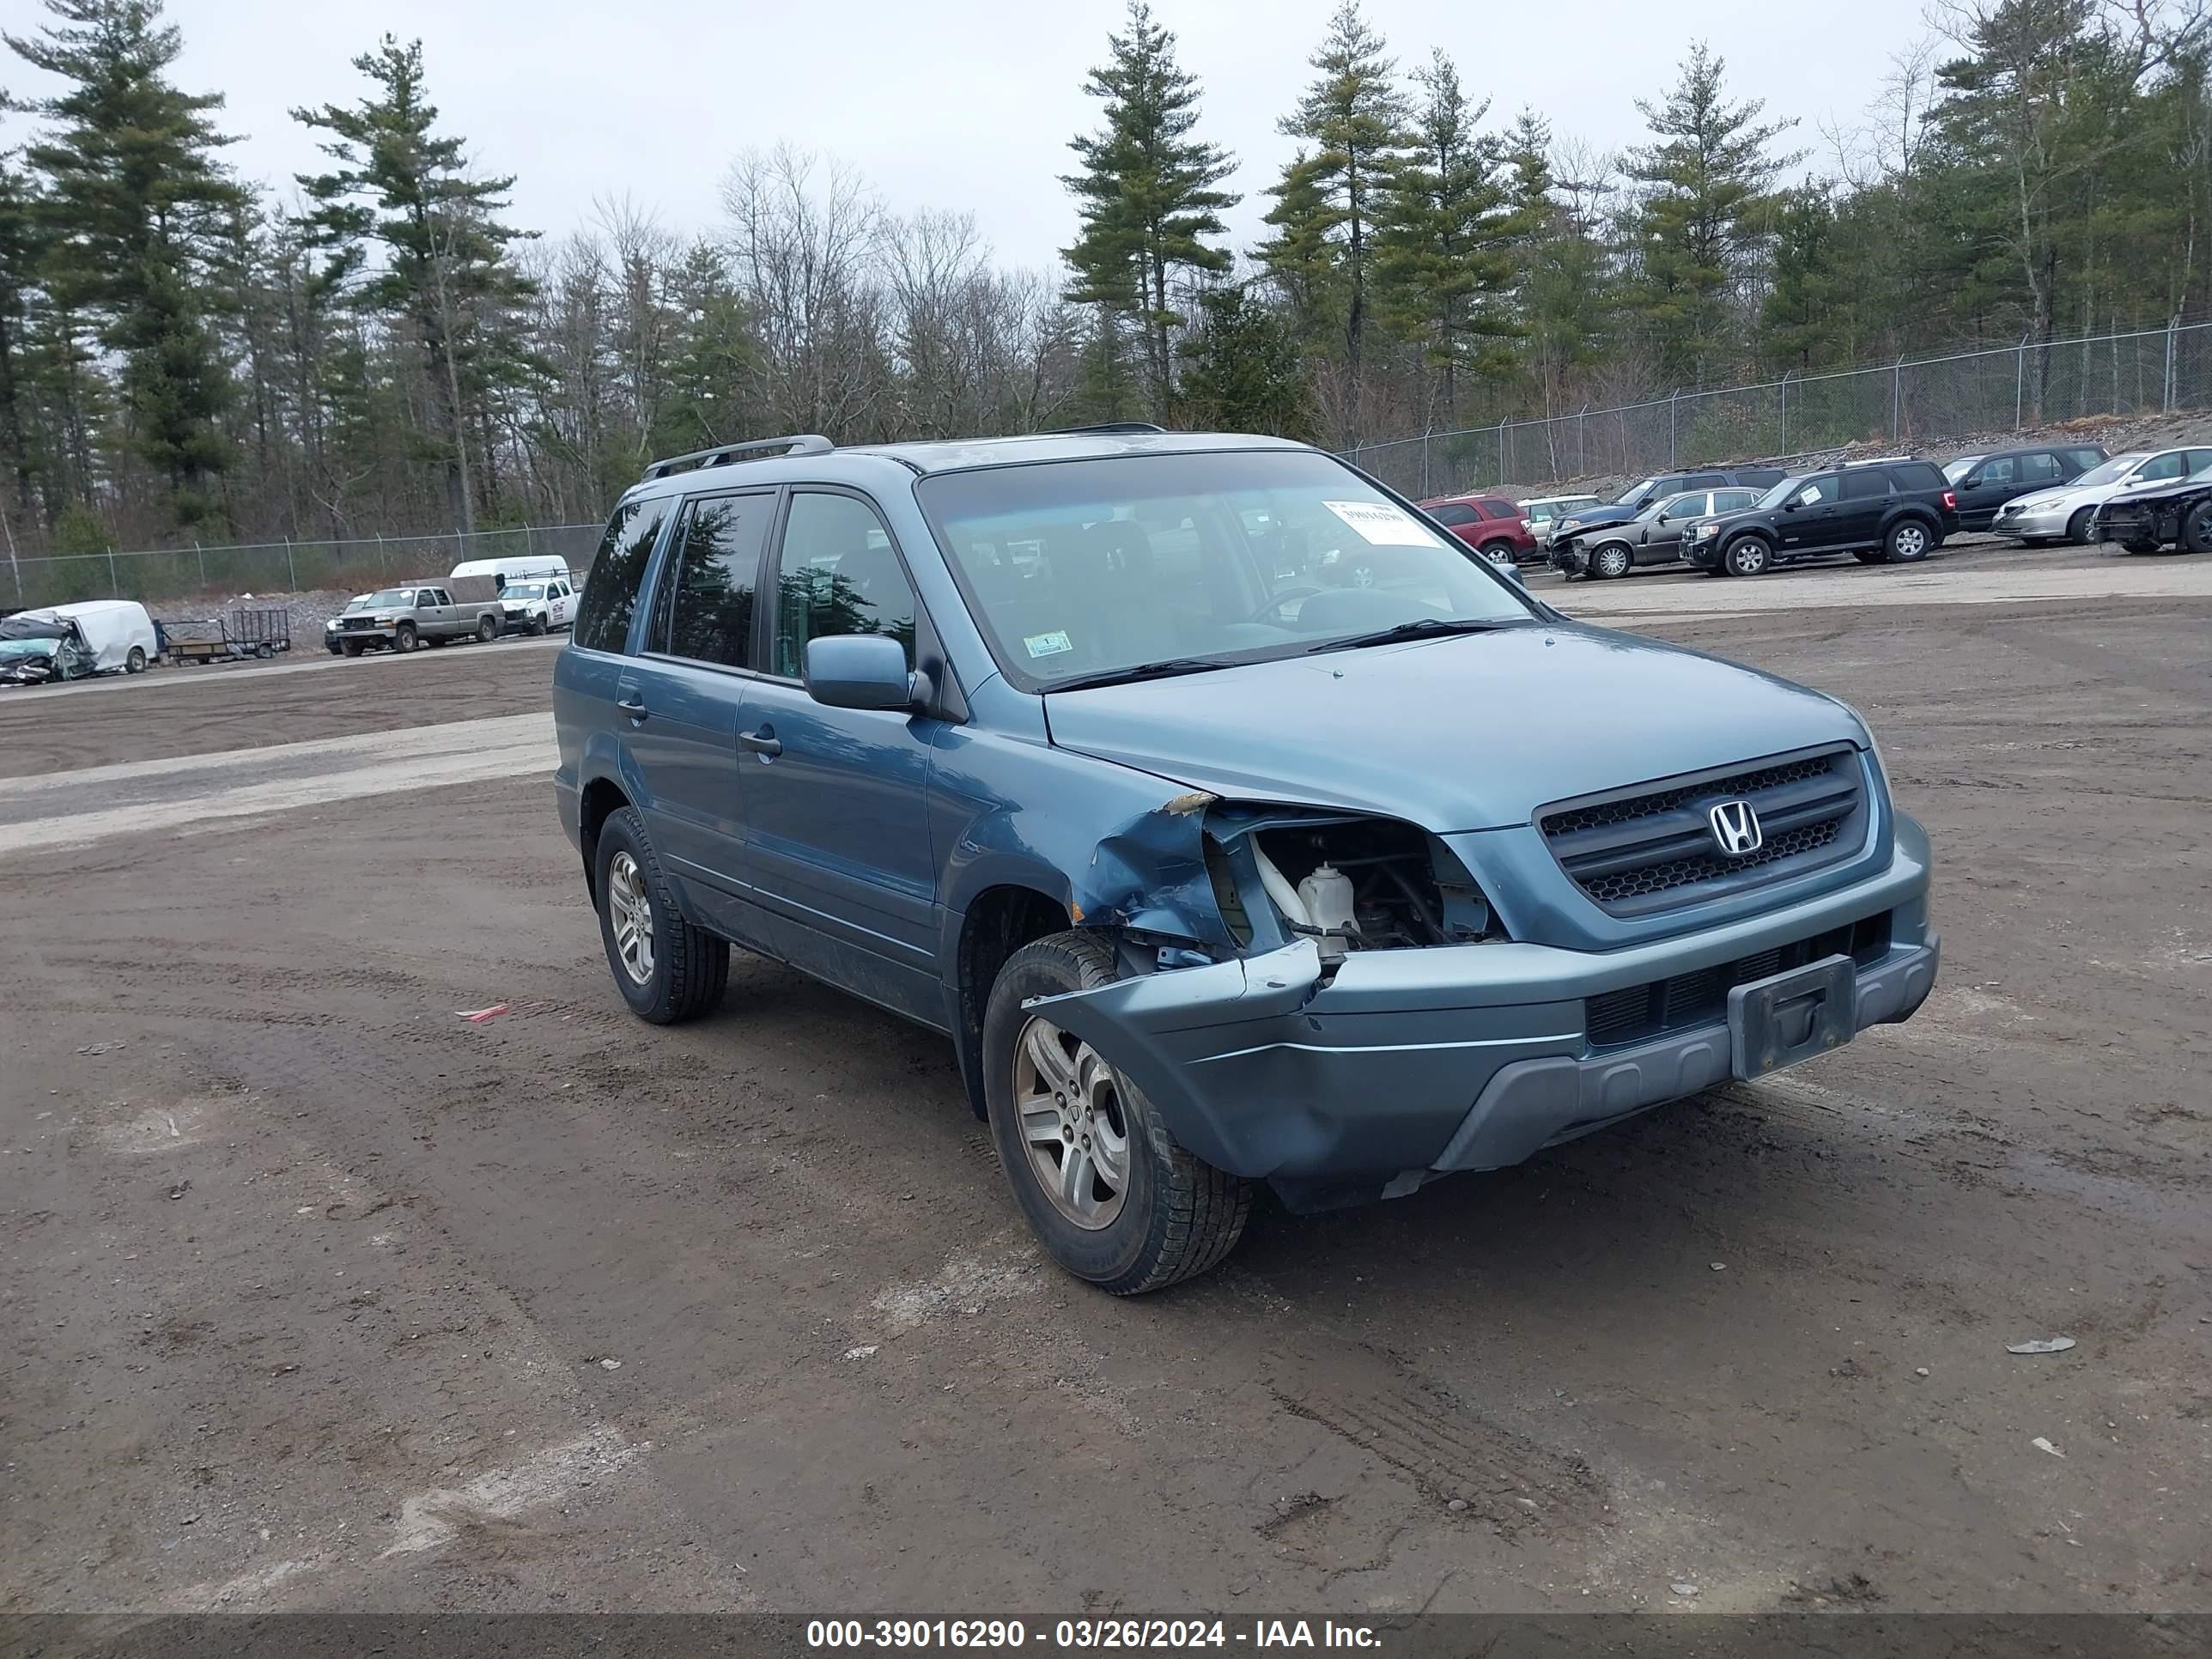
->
[{"left": 803, "top": 633, "right": 921, "bottom": 712}]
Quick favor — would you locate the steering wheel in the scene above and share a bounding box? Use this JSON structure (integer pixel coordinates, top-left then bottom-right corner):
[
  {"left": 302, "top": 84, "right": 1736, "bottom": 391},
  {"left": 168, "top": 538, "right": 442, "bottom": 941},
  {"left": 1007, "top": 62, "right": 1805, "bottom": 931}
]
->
[{"left": 1249, "top": 586, "right": 1326, "bottom": 623}]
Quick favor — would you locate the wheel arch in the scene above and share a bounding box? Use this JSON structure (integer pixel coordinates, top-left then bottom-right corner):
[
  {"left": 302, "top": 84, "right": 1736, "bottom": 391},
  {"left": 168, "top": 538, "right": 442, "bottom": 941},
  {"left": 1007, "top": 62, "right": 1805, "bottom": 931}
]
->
[{"left": 953, "top": 884, "right": 1085, "bottom": 1120}]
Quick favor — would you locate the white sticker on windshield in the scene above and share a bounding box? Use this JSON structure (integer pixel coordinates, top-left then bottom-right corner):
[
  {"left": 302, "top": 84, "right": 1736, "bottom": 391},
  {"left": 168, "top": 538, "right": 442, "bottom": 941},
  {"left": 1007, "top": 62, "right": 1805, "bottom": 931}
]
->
[
  {"left": 1322, "top": 499, "right": 1437, "bottom": 546},
  {"left": 1024, "top": 630, "right": 1073, "bottom": 659}
]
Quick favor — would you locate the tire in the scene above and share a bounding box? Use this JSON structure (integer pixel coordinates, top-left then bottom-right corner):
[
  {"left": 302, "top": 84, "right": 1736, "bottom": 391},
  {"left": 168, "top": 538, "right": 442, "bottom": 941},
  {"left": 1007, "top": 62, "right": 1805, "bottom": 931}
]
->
[
  {"left": 477, "top": 615, "right": 499, "bottom": 643},
  {"left": 1479, "top": 539, "right": 1516, "bottom": 566},
  {"left": 983, "top": 931, "right": 1251, "bottom": 1295},
  {"left": 530, "top": 615, "right": 549, "bottom": 636},
  {"left": 1721, "top": 535, "right": 1772, "bottom": 578},
  {"left": 2066, "top": 507, "right": 2096, "bottom": 545},
  {"left": 392, "top": 623, "right": 418, "bottom": 653},
  {"left": 125, "top": 646, "right": 146, "bottom": 674},
  {"left": 593, "top": 807, "right": 729, "bottom": 1025},
  {"left": 255, "top": 642, "right": 274, "bottom": 659},
  {"left": 1884, "top": 518, "right": 1934, "bottom": 562},
  {"left": 2180, "top": 501, "right": 2212, "bottom": 554},
  {"left": 340, "top": 639, "right": 363, "bottom": 658},
  {"left": 1589, "top": 542, "right": 1633, "bottom": 580}
]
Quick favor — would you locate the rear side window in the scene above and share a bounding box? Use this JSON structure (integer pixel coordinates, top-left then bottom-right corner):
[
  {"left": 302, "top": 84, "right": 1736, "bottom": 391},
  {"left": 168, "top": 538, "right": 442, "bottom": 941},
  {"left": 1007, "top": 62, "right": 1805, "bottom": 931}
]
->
[
  {"left": 573, "top": 499, "right": 671, "bottom": 653},
  {"left": 1428, "top": 503, "right": 1478, "bottom": 526},
  {"left": 2186, "top": 448, "right": 2212, "bottom": 475},
  {"left": 1841, "top": 470, "right": 1891, "bottom": 501},
  {"left": 1477, "top": 499, "right": 1519, "bottom": 520},
  {"left": 2019, "top": 453, "right": 2064, "bottom": 483},
  {"left": 1885, "top": 462, "right": 1946, "bottom": 493},
  {"left": 2062, "top": 448, "right": 2104, "bottom": 472},
  {"left": 650, "top": 491, "right": 774, "bottom": 670},
  {"left": 1712, "top": 489, "right": 1758, "bottom": 512},
  {"left": 1685, "top": 472, "right": 1726, "bottom": 490}
]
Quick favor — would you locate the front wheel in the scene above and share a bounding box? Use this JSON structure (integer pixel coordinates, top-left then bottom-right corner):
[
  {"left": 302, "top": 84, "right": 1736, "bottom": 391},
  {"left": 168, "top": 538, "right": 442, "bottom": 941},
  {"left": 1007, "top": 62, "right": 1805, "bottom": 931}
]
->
[
  {"left": 1884, "top": 519, "right": 1933, "bottom": 562},
  {"left": 983, "top": 931, "right": 1250, "bottom": 1295},
  {"left": 125, "top": 646, "right": 147, "bottom": 674},
  {"left": 593, "top": 807, "right": 728, "bottom": 1024},
  {"left": 2066, "top": 507, "right": 2096, "bottom": 545},
  {"left": 392, "top": 623, "right": 418, "bottom": 653},
  {"left": 2180, "top": 501, "right": 2212, "bottom": 554},
  {"left": 1589, "top": 543, "right": 1633, "bottom": 580},
  {"left": 1722, "top": 536, "right": 1772, "bottom": 578}
]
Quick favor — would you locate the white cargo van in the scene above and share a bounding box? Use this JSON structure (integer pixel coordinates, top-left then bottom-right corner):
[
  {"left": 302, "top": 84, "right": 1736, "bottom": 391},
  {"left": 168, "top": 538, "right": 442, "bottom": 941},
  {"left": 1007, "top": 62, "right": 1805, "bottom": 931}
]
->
[{"left": 26, "top": 599, "right": 158, "bottom": 674}]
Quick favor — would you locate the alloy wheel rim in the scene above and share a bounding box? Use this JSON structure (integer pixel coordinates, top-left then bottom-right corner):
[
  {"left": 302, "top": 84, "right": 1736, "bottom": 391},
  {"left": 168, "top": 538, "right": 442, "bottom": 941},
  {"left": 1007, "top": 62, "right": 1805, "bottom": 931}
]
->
[
  {"left": 1897, "top": 526, "right": 1925, "bottom": 556},
  {"left": 607, "top": 851, "right": 656, "bottom": 986},
  {"left": 1012, "top": 1016, "right": 1130, "bottom": 1231}
]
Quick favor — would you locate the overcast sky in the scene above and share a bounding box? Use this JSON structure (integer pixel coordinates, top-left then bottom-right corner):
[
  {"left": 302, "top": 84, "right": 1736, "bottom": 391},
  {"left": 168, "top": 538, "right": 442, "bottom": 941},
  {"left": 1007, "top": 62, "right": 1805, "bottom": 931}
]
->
[{"left": 4, "top": 0, "right": 1935, "bottom": 270}]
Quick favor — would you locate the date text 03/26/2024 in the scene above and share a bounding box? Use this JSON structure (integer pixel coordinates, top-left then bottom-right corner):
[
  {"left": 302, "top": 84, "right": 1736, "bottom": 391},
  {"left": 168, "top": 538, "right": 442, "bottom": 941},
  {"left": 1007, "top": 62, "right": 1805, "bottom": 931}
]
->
[{"left": 805, "top": 1620, "right": 1382, "bottom": 1650}]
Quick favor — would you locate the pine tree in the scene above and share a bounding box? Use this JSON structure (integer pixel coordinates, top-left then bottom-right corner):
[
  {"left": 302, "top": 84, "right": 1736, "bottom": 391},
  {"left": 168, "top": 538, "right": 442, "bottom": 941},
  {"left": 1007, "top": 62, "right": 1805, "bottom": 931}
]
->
[
  {"left": 7, "top": 0, "right": 244, "bottom": 529},
  {"left": 1264, "top": 0, "right": 1407, "bottom": 409},
  {"left": 1759, "top": 185, "right": 1850, "bottom": 368},
  {"left": 293, "top": 36, "right": 537, "bottom": 532},
  {"left": 1622, "top": 41, "right": 1800, "bottom": 386},
  {"left": 1060, "top": 1, "right": 1237, "bottom": 412},
  {"left": 1375, "top": 49, "right": 1515, "bottom": 424},
  {"left": 1177, "top": 284, "right": 1316, "bottom": 440}
]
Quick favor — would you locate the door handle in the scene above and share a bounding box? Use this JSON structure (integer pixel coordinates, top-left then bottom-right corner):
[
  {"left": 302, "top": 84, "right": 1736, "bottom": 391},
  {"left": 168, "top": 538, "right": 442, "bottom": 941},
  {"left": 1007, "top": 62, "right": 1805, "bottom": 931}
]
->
[
  {"left": 738, "top": 727, "right": 782, "bottom": 757},
  {"left": 615, "top": 696, "right": 647, "bottom": 720}
]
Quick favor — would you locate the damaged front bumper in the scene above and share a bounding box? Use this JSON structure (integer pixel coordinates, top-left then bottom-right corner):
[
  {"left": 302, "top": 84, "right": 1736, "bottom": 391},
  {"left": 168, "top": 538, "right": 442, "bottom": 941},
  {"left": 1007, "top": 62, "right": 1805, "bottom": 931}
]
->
[{"left": 1030, "top": 828, "right": 1937, "bottom": 1210}]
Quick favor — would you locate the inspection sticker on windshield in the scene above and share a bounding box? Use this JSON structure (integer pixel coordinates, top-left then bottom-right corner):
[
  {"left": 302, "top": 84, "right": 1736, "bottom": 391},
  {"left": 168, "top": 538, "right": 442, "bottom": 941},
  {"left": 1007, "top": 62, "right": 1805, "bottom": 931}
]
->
[
  {"left": 1323, "top": 499, "right": 1436, "bottom": 545},
  {"left": 1024, "top": 630, "right": 1073, "bottom": 659}
]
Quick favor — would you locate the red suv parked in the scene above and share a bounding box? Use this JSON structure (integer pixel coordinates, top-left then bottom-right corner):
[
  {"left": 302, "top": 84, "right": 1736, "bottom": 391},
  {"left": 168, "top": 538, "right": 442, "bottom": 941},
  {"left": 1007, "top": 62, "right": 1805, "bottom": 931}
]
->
[{"left": 1418, "top": 494, "right": 1536, "bottom": 564}]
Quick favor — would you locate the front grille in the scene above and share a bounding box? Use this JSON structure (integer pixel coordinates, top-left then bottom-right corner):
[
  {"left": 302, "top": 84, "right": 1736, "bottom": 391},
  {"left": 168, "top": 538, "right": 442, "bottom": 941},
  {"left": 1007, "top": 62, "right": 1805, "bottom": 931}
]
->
[
  {"left": 1540, "top": 746, "right": 1869, "bottom": 917},
  {"left": 1584, "top": 913, "right": 1893, "bottom": 1048},
  {"left": 339, "top": 617, "right": 377, "bottom": 630}
]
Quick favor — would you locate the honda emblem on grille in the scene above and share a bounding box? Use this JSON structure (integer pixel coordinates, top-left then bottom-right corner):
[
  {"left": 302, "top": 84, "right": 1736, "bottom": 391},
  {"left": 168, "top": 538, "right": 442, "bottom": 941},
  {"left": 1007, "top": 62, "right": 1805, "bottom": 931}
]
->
[{"left": 1708, "top": 799, "right": 1763, "bottom": 856}]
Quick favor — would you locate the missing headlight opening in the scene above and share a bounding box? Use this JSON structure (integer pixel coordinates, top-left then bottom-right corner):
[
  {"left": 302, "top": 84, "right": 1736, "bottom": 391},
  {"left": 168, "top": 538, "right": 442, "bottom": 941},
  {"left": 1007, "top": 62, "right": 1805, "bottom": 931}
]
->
[{"left": 1204, "top": 807, "right": 1497, "bottom": 963}]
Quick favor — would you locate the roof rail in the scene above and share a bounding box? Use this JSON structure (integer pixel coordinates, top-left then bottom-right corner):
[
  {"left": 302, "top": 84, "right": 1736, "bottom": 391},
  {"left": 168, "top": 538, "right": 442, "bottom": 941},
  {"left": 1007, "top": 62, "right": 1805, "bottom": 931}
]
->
[
  {"left": 1042, "top": 421, "right": 1166, "bottom": 436},
  {"left": 1846, "top": 453, "right": 1917, "bottom": 465},
  {"left": 642, "top": 434, "right": 834, "bottom": 480}
]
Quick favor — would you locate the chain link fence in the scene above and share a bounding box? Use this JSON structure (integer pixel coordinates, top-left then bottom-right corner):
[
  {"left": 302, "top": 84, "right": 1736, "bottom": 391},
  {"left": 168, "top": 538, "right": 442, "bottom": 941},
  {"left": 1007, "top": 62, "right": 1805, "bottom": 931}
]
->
[
  {"left": 1345, "top": 320, "right": 2212, "bottom": 501},
  {"left": 2, "top": 522, "right": 608, "bottom": 614}
]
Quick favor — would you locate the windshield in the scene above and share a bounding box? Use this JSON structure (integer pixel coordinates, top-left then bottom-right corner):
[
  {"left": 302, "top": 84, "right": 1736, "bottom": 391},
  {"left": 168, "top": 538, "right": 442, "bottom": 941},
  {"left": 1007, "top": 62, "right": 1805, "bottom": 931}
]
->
[
  {"left": 1613, "top": 477, "right": 1658, "bottom": 506},
  {"left": 1943, "top": 457, "right": 1984, "bottom": 484},
  {"left": 2070, "top": 454, "right": 2142, "bottom": 489},
  {"left": 365, "top": 588, "right": 414, "bottom": 607},
  {"left": 504, "top": 583, "right": 544, "bottom": 599},
  {"left": 0, "top": 637, "right": 58, "bottom": 659},
  {"left": 916, "top": 450, "right": 1536, "bottom": 692}
]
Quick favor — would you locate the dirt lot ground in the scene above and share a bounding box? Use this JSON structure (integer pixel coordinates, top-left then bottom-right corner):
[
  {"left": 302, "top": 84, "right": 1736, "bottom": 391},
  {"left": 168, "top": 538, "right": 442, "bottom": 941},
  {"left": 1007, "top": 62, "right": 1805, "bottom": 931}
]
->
[{"left": 3, "top": 537, "right": 2209, "bottom": 1620}]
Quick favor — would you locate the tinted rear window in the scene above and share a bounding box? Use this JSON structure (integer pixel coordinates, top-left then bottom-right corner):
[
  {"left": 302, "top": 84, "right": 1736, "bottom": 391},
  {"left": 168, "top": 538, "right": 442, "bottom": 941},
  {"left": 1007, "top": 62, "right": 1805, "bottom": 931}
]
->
[
  {"left": 1886, "top": 462, "right": 1947, "bottom": 493},
  {"left": 573, "top": 498, "right": 671, "bottom": 653},
  {"left": 1841, "top": 469, "right": 1891, "bottom": 501}
]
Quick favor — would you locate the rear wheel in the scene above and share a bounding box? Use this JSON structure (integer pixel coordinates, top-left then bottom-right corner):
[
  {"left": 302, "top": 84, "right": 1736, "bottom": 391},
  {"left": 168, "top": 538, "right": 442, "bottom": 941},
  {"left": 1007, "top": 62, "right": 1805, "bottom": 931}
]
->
[
  {"left": 477, "top": 614, "right": 499, "bottom": 643},
  {"left": 1884, "top": 519, "right": 1933, "bottom": 562},
  {"left": 593, "top": 807, "right": 728, "bottom": 1024},
  {"left": 1479, "top": 539, "right": 1516, "bottom": 566},
  {"left": 1721, "top": 535, "right": 1772, "bottom": 578},
  {"left": 2066, "top": 507, "right": 2096, "bottom": 545},
  {"left": 1589, "top": 542, "right": 1633, "bottom": 580},
  {"left": 983, "top": 931, "right": 1250, "bottom": 1295}
]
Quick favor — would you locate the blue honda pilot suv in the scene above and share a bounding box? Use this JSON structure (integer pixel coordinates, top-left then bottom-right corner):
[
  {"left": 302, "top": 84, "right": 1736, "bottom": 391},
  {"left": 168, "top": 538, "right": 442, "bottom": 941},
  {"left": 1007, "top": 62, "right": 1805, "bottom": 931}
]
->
[{"left": 553, "top": 426, "right": 1938, "bottom": 1293}]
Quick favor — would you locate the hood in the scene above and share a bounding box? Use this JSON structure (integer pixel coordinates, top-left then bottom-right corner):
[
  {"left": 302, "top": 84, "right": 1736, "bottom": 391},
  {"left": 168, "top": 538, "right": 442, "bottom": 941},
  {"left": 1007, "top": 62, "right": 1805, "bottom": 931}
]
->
[{"left": 1042, "top": 624, "right": 1868, "bottom": 831}]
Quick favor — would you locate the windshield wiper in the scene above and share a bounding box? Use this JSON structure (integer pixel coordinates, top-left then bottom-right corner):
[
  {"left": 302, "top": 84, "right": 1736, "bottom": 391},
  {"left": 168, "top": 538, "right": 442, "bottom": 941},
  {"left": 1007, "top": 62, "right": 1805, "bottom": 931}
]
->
[
  {"left": 1306, "top": 617, "right": 1515, "bottom": 654},
  {"left": 1043, "top": 657, "right": 1226, "bottom": 693}
]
